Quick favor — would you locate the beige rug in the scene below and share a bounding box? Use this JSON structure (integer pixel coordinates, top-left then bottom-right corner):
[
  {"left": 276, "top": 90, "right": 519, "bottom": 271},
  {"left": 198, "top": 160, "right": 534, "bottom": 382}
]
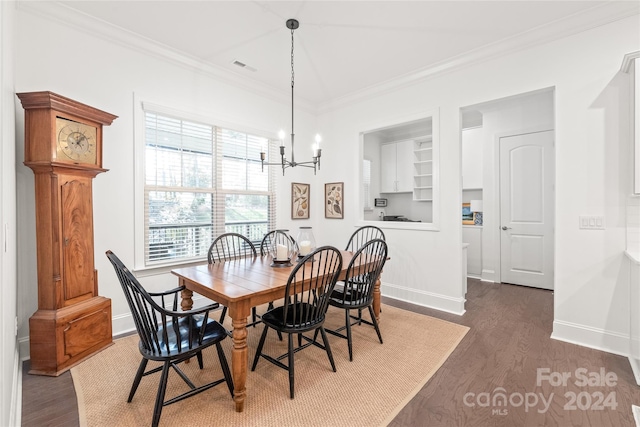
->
[{"left": 71, "top": 304, "right": 468, "bottom": 427}]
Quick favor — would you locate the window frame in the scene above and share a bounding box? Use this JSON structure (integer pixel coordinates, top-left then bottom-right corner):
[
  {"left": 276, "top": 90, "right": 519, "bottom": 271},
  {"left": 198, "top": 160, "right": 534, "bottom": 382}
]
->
[
  {"left": 133, "top": 98, "right": 276, "bottom": 273},
  {"left": 357, "top": 109, "right": 440, "bottom": 231}
]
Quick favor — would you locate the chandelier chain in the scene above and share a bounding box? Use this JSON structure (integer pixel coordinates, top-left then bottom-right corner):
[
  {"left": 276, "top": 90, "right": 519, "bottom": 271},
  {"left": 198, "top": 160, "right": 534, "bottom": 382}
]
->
[{"left": 291, "top": 28, "right": 295, "bottom": 89}]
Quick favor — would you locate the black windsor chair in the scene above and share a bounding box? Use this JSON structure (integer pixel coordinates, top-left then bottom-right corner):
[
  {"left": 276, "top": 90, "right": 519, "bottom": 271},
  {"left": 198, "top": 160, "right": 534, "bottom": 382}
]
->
[
  {"left": 325, "top": 238, "right": 388, "bottom": 361},
  {"left": 207, "top": 232, "right": 257, "bottom": 326},
  {"left": 343, "top": 225, "right": 386, "bottom": 317},
  {"left": 105, "top": 250, "right": 233, "bottom": 427},
  {"left": 259, "top": 229, "right": 297, "bottom": 256},
  {"left": 251, "top": 246, "right": 343, "bottom": 398},
  {"left": 344, "top": 225, "right": 386, "bottom": 252}
]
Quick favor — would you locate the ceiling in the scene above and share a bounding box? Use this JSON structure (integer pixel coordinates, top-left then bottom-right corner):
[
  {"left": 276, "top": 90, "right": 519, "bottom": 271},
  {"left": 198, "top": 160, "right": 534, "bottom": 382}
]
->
[{"left": 55, "top": 1, "right": 639, "bottom": 110}]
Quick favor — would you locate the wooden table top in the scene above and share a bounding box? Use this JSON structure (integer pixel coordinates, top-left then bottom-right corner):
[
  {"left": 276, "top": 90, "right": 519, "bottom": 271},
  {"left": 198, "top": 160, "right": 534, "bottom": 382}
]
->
[{"left": 171, "top": 250, "right": 364, "bottom": 308}]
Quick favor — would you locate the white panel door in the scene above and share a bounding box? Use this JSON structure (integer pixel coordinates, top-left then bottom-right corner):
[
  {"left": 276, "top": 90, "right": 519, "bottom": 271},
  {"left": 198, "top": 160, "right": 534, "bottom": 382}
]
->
[{"left": 499, "top": 131, "right": 554, "bottom": 289}]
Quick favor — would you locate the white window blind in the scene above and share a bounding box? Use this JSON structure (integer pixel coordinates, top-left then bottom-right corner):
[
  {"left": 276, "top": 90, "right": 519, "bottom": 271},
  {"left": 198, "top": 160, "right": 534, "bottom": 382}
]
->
[{"left": 144, "top": 111, "right": 275, "bottom": 266}]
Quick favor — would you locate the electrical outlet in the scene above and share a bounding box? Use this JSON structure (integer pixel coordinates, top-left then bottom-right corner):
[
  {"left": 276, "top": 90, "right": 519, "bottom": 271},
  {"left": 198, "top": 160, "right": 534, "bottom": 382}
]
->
[{"left": 579, "top": 215, "right": 605, "bottom": 230}]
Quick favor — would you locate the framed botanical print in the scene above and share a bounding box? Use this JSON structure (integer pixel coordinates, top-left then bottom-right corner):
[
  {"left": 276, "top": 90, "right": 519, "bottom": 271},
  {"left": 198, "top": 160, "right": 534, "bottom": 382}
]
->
[
  {"left": 292, "top": 183, "right": 310, "bottom": 219},
  {"left": 325, "top": 182, "right": 344, "bottom": 219}
]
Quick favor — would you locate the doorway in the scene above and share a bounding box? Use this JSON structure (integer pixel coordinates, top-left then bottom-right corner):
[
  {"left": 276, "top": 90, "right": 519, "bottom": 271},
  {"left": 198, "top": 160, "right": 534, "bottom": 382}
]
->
[{"left": 461, "top": 88, "right": 555, "bottom": 291}]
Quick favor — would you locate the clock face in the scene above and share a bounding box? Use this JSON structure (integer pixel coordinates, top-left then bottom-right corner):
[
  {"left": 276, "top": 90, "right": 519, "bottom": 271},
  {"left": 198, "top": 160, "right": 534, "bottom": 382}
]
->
[{"left": 56, "top": 117, "right": 98, "bottom": 164}]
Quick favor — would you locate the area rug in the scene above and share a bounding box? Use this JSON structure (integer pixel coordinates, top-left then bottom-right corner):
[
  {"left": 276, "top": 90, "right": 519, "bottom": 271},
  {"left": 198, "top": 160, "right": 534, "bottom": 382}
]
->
[{"left": 71, "top": 304, "right": 468, "bottom": 427}]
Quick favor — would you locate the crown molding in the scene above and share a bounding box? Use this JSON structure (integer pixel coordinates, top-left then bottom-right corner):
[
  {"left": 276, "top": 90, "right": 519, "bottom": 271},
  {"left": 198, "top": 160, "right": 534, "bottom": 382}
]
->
[
  {"left": 17, "top": 1, "right": 639, "bottom": 116},
  {"left": 316, "top": 2, "right": 640, "bottom": 114},
  {"left": 621, "top": 50, "right": 640, "bottom": 73},
  {"left": 16, "top": 1, "right": 317, "bottom": 114}
]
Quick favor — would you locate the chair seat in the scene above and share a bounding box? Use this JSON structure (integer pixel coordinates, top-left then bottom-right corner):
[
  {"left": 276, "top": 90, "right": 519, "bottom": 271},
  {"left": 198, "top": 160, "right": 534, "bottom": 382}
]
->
[
  {"left": 330, "top": 286, "right": 370, "bottom": 308},
  {"left": 261, "top": 303, "right": 325, "bottom": 333},
  {"left": 141, "top": 315, "right": 228, "bottom": 360}
]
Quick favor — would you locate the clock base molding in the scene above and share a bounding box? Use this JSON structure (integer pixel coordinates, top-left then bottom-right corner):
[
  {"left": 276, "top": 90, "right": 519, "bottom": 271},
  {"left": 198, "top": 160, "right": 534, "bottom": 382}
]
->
[{"left": 28, "top": 296, "right": 113, "bottom": 377}]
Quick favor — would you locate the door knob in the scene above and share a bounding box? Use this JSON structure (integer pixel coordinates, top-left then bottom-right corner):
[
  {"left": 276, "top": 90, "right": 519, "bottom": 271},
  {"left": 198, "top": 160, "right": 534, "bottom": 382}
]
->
[{"left": 501, "top": 226, "right": 512, "bottom": 231}]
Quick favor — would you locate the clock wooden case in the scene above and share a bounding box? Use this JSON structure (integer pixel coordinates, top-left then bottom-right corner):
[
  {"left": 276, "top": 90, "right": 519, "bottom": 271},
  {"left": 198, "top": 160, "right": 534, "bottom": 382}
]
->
[{"left": 17, "top": 91, "right": 118, "bottom": 376}]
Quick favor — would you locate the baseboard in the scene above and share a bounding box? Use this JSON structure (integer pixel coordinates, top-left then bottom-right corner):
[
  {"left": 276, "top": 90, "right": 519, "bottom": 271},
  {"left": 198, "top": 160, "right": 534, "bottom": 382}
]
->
[
  {"left": 629, "top": 357, "right": 640, "bottom": 386},
  {"left": 481, "top": 269, "right": 497, "bottom": 283},
  {"left": 11, "top": 345, "right": 21, "bottom": 427},
  {"left": 18, "top": 336, "right": 29, "bottom": 361},
  {"left": 382, "top": 282, "right": 466, "bottom": 315},
  {"left": 551, "top": 320, "right": 630, "bottom": 357},
  {"left": 111, "top": 311, "right": 137, "bottom": 337}
]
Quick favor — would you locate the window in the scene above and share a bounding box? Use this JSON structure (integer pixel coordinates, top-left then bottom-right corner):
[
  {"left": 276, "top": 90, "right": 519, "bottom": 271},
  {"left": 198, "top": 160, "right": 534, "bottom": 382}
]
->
[
  {"left": 142, "top": 111, "right": 275, "bottom": 266},
  {"left": 360, "top": 111, "right": 440, "bottom": 230}
]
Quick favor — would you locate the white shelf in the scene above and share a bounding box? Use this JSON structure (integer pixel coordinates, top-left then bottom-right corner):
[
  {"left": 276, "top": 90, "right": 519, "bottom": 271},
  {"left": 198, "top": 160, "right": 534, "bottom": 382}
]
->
[{"left": 413, "top": 139, "right": 434, "bottom": 204}]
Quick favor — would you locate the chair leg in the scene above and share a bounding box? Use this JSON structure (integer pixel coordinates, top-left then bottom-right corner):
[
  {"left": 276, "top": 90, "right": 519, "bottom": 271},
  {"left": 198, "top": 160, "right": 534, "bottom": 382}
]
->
[
  {"left": 196, "top": 351, "right": 204, "bottom": 369},
  {"left": 152, "top": 361, "right": 171, "bottom": 427},
  {"left": 128, "top": 358, "right": 149, "bottom": 402},
  {"left": 219, "top": 306, "right": 227, "bottom": 324},
  {"left": 251, "top": 325, "right": 269, "bottom": 371},
  {"left": 288, "top": 333, "right": 295, "bottom": 399},
  {"left": 216, "top": 342, "right": 234, "bottom": 396},
  {"left": 368, "top": 305, "right": 383, "bottom": 344},
  {"left": 345, "top": 309, "right": 354, "bottom": 361},
  {"left": 319, "top": 326, "right": 337, "bottom": 372},
  {"left": 252, "top": 307, "right": 257, "bottom": 327}
]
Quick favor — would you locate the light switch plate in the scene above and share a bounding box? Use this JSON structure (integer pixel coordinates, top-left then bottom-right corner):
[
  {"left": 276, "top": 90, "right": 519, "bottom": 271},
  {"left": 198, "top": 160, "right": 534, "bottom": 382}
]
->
[{"left": 579, "top": 215, "right": 605, "bottom": 230}]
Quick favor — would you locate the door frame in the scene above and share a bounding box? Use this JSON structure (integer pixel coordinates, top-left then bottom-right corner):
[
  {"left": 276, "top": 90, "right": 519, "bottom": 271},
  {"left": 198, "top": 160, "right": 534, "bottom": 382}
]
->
[{"left": 491, "top": 126, "right": 555, "bottom": 286}]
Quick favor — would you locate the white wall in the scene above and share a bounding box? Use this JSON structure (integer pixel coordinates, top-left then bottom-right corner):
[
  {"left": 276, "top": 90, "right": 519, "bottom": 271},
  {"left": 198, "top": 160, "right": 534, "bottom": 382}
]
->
[
  {"left": 13, "top": 7, "right": 318, "bottom": 347},
  {"left": 1, "top": 2, "right": 19, "bottom": 426},
  {"left": 316, "top": 16, "right": 639, "bottom": 353}
]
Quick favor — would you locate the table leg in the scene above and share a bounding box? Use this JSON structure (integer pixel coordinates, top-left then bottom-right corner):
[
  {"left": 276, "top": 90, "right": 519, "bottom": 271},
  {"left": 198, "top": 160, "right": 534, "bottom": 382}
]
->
[
  {"left": 180, "top": 286, "right": 193, "bottom": 311},
  {"left": 180, "top": 285, "right": 194, "bottom": 364},
  {"left": 372, "top": 272, "right": 382, "bottom": 323},
  {"left": 230, "top": 303, "right": 249, "bottom": 412}
]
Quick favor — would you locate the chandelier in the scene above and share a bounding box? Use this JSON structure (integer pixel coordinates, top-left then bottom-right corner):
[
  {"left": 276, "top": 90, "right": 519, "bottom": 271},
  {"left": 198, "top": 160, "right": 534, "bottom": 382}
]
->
[{"left": 260, "top": 19, "right": 322, "bottom": 175}]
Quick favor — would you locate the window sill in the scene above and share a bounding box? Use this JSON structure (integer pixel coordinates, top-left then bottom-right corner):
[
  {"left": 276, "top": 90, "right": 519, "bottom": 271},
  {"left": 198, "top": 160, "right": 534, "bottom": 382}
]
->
[{"left": 133, "top": 258, "right": 206, "bottom": 278}]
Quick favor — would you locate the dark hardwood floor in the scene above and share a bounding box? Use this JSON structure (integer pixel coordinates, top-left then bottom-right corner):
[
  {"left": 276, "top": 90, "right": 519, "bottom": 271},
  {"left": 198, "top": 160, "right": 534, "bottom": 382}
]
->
[{"left": 22, "top": 279, "right": 640, "bottom": 426}]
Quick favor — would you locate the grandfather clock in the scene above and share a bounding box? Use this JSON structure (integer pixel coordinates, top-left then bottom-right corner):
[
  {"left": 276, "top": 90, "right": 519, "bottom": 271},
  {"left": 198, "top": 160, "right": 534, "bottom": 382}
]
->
[{"left": 17, "top": 91, "right": 117, "bottom": 376}]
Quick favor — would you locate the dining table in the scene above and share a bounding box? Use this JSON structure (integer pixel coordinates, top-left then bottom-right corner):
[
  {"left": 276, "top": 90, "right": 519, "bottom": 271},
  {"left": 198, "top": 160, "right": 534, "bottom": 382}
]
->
[{"left": 171, "top": 249, "right": 383, "bottom": 412}]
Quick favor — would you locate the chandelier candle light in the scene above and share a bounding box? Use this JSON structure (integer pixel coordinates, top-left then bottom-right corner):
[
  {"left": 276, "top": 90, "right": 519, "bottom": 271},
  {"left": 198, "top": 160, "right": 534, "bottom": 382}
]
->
[
  {"left": 296, "top": 226, "right": 316, "bottom": 258},
  {"left": 269, "top": 230, "right": 295, "bottom": 267},
  {"left": 260, "top": 19, "right": 322, "bottom": 175}
]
